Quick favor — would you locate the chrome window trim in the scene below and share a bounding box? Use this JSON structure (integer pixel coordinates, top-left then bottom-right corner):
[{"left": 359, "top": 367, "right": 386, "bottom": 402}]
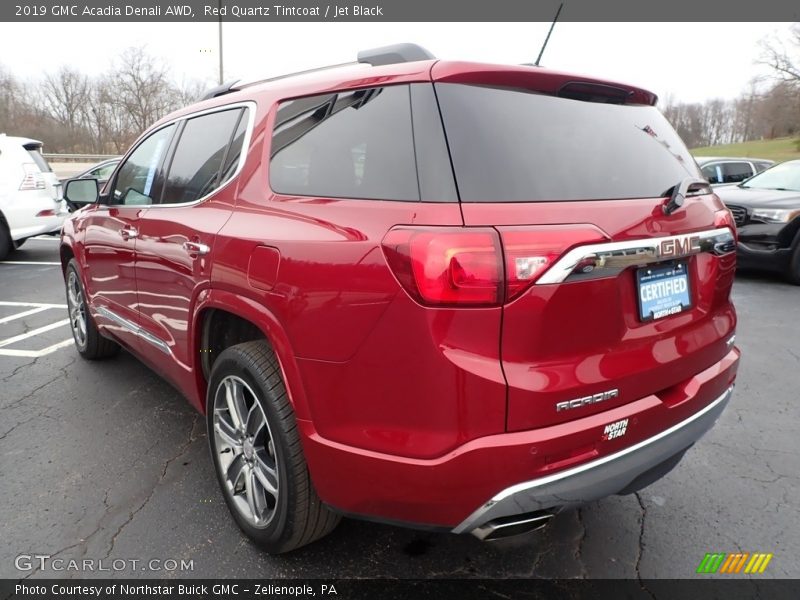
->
[
  {"left": 109, "top": 100, "right": 257, "bottom": 210},
  {"left": 535, "top": 227, "right": 735, "bottom": 285}
]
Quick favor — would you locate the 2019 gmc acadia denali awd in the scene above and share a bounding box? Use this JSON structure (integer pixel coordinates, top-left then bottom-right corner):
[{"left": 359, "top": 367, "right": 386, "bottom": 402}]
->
[{"left": 59, "top": 44, "right": 740, "bottom": 553}]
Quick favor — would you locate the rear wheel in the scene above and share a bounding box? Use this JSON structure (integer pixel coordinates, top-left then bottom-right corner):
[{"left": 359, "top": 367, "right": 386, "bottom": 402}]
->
[
  {"left": 0, "top": 223, "right": 11, "bottom": 261},
  {"left": 65, "top": 259, "right": 120, "bottom": 359},
  {"left": 786, "top": 241, "right": 800, "bottom": 285},
  {"left": 207, "top": 341, "right": 340, "bottom": 553}
]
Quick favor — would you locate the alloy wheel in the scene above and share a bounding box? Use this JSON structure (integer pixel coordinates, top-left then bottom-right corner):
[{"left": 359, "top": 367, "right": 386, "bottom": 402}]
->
[
  {"left": 212, "top": 375, "right": 279, "bottom": 528},
  {"left": 66, "top": 270, "right": 87, "bottom": 348}
]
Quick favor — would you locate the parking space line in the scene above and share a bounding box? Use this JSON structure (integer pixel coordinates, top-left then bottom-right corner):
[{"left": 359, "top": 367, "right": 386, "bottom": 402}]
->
[
  {"left": 0, "top": 339, "right": 73, "bottom": 358},
  {"left": 0, "top": 306, "right": 49, "bottom": 325},
  {"left": 0, "top": 301, "right": 67, "bottom": 309},
  {"left": 0, "top": 319, "right": 70, "bottom": 348},
  {"left": 1, "top": 261, "right": 62, "bottom": 266},
  {"left": 30, "top": 236, "right": 60, "bottom": 242}
]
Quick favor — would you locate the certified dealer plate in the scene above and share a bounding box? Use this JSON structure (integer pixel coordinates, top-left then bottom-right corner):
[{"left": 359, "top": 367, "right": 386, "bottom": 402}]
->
[{"left": 636, "top": 262, "right": 692, "bottom": 322}]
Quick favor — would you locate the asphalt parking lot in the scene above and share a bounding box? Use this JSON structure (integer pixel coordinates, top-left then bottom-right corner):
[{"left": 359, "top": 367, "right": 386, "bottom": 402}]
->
[{"left": 1, "top": 238, "right": 798, "bottom": 580}]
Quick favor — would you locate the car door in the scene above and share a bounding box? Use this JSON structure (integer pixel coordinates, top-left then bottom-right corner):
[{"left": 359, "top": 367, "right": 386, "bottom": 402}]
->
[
  {"left": 133, "top": 106, "right": 250, "bottom": 395},
  {"left": 81, "top": 124, "right": 175, "bottom": 348}
]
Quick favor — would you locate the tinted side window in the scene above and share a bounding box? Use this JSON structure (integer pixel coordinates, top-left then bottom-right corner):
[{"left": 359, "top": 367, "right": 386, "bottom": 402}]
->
[
  {"left": 90, "top": 162, "right": 117, "bottom": 180},
  {"left": 270, "top": 85, "right": 419, "bottom": 201},
  {"left": 112, "top": 124, "right": 175, "bottom": 205},
  {"left": 701, "top": 163, "right": 721, "bottom": 184},
  {"left": 721, "top": 162, "right": 753, "bottom": 183},
  {"left": 220, "top": 111, "right": 249, "bottom": 185},
  {"left": 161, "top": 108, "right": 244, "bottom": 205}
]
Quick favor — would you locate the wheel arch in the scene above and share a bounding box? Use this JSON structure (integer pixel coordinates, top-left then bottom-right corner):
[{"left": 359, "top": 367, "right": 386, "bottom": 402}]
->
[{"left": 192, "top": 290, "right": 311, "bottom": 420}]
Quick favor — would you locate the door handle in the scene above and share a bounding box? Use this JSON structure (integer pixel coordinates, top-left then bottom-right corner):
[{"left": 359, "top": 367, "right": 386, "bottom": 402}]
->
[
  {"left": 119, "top": 226, "right": 138, "bottom": 240},
  {"left": 183, "top": 241, "right": 211, "bottom": 256}
]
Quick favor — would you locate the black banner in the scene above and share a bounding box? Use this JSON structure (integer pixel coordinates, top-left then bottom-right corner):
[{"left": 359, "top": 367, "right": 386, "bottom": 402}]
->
[
  {"left": 1, "top": 580, "right": 800, "bottom": 600},
  {"left": 2, "top": 0, "right": 800, "bottom": 22}
]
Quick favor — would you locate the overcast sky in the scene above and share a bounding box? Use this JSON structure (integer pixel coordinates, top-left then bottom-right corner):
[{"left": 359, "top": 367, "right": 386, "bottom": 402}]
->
[{"left": 0, "top": 22, "right": 794, "bottom": 104}]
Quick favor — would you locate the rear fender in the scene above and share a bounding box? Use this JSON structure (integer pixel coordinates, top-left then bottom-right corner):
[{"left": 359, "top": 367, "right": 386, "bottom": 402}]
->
[{"left": 191, "top": 288, "right": 310, "bottom": 419}]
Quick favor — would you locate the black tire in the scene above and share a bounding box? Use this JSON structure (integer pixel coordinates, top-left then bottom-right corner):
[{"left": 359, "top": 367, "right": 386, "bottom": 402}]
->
[
  {"left": 786, "top": 242, "right": 800, "bottom": 286},
  {"left": 207, "top": 340, "right": 340, "bottom": 553},
  {"left": 65, "top": 259, "right": 120, "bottom": 359},
  {"left": 0, "top": 222, "right": 11, "bottom": 261}
]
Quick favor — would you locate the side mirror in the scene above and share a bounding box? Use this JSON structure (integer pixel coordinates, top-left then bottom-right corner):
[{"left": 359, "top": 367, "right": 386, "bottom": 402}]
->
[{"left": 64, "top": 178, "right": 99, "bottom": 205}]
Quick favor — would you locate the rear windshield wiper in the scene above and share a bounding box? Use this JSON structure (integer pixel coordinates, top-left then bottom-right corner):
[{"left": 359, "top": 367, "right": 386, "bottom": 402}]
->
[{"left": 662, "top": 177, "right": 710, "bottom": 215}]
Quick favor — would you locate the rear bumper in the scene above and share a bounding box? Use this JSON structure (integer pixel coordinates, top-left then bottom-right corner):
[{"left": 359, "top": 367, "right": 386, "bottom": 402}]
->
[
  {"left": 454, "top": 385, "right": 732, "bottom": 537},
  {"left": 300, "top": 348, "right": 739, "bottom": 531},
  {"left": 8, "top": 200, "right": 68, "bottom": 241}
]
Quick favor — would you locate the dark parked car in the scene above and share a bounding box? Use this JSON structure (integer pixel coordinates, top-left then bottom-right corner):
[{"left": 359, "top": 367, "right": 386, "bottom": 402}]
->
[
  {"left": 60, "top": 43, "right": 740, "bottom": 553},
  {"left": 696, "top": 156, "right": 774, "bottom": 186},
  {"left": 716, "top": 159, "right": 800, "bottom": 284}
]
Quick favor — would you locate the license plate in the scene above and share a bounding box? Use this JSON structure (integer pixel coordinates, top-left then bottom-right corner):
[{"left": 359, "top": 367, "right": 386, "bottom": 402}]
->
[{"left": 636, "top": 262, "right": 692, "bottom": 322}]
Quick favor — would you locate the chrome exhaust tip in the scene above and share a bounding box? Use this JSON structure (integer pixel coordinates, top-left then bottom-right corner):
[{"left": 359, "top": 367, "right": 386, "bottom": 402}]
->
[{"left": 471, "top": 511, "right": 554, "bottom": 541}]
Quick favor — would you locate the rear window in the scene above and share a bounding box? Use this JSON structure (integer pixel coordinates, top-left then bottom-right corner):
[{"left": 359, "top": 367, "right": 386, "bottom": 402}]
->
[
  {"left": 435, "top": 83, "right": 701, "bottom": 202},
  {"left": 25, "top": 147, "right": 52, "bottom": 173}
]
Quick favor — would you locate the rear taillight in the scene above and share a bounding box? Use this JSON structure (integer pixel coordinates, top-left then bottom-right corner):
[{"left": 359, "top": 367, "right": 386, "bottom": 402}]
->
[
  {"left": 381, "top": 225, "right": 606, "bottom": 307},
  {"left": 20, "top": 163, "right": 45, "bottom": 191},
  {"left": 382, "top": 227, "right": 502, "bottom": 306},
  {"left": 498, "top": 225, "right": 607, "bottom": 300}
]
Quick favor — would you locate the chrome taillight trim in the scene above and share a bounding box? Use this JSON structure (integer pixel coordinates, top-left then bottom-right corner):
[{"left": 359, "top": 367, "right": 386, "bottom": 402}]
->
[{"left": 536, "top": 227, "right": 735, "bottom": 285}]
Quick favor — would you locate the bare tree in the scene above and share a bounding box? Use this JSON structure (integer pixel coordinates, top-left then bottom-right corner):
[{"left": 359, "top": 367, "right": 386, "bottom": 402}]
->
[
  {"left": 113, "top": 47, "right": 181, "bottom": 132},
  {"left": 40, "top": 67, "right": 91, "bottom": 151},
  {"left": 87, "top": 75, "right": 139, "bottom": 153},
  {"left": 0, "top": 65, "right": 23, "bottom": 132},
  {"left": 175, "top": 78, "right": 207, "bottom": 108},
  {"left": 759, "top": 24, "right": 800, "bottom": 87}
]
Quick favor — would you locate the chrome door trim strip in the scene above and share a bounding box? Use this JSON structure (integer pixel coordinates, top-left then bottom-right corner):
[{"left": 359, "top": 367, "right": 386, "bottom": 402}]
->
[
  {"left": 96, "top": 306, "right": 171, "bottom": 355},
  {"left": 536, "top": 227, "right": 735, "bottom": 284}
]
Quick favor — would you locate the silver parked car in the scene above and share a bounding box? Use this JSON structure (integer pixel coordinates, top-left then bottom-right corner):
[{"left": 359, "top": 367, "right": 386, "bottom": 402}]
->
[{"left": 695, "top": 156, "right": 774, "bottom": 186}]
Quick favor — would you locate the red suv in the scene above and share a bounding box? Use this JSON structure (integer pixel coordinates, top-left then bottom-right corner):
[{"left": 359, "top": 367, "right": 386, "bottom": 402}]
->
[{"left": 60, "top": 44, "right": 740, "bottom": 552}]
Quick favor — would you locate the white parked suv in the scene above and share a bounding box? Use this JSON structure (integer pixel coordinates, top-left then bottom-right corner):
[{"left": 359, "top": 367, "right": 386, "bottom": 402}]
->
[{"left": 0, "top": 134, "right": 67, "bottom": 260}]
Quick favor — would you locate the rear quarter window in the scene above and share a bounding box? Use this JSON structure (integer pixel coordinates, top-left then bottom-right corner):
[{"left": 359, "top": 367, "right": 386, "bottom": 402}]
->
[{"left": 269, "top": 85, "right": 420, "bottom": 201}]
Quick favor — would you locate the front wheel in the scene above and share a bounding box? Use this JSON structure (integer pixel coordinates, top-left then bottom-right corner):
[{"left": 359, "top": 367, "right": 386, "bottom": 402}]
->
[
  {"left": 65, "top": 259, "right": 120, "bottom": 359},
  {"left": 787, "top": 242, "right": 800, "bottom": 286},
  {"left": 207, "top": 341, "right": 340, "bottom": 553}
]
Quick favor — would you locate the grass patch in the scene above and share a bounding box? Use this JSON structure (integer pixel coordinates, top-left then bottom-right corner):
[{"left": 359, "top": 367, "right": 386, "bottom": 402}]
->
[{"left": 691, "top": 137, "right": 800, "bottom": 162}]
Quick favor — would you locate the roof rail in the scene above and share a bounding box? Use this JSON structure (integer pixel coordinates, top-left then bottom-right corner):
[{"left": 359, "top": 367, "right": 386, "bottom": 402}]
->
[
  {"left": 199, "top": 79, "right": 241, "bottom": 101},
  {"left": 357, "top": 43, "right": 436, "bottom": 66},
  {"left": 233, "top": 43, "right": 436, "bottom": 93}
]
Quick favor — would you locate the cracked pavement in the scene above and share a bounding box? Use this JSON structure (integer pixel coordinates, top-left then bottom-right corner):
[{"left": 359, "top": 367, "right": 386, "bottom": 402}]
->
[{"left": 0, "top": 243, "right": 798, "bottom": 580}]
